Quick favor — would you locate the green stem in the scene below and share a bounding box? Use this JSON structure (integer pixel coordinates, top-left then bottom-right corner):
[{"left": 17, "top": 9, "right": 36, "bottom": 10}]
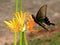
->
[
  {"left": 20, "top": 32, "right": 22, "bottom": 45},
  {"left": 20, "top": 0, "right": 22, "bottom": 11},
  {"left": 16, "top": 0, "right": 18, "bottom": 12},
  {"left": 24, "top": 31, "right": 28, "bottom": 45},
  {"left": 14, "top": 32, "right": 17, "bottom": 45}
]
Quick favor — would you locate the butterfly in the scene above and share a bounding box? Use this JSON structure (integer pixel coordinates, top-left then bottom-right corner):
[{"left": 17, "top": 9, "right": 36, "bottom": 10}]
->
[{"left": 32, "top": 5, "right": 55, "bottom": 31}]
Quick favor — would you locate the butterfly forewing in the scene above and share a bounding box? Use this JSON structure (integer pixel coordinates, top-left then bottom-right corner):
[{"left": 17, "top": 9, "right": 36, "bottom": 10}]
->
[{"left": 36, "top": 5, "right": 47, "bottom": 20}]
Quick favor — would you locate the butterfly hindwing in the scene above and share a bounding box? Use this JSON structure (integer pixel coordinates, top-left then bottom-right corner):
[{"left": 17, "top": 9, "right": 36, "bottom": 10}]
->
[{"left": 36, "top": 5, "right": 47, "bottom": 21}]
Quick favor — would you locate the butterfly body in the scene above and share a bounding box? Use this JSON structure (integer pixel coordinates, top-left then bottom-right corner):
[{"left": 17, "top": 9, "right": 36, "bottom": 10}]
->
[{"left": 32, "top": 5, "right": 55, "bottom": 31}]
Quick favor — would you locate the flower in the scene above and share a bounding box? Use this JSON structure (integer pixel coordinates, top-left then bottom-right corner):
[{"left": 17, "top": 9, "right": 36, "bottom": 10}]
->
[
  {"left": 4, "top": 17, "right": 20, "bottom": 32},
  {"left": 4, "top": 11, "right": 40, "bottom": 33},
  {"left": 4, "top": 11, "right": 28, "bottom": 32},
  {"left": 27, "top": 21, "right": 36, "bottom": 30},
  {"left": 27, "top": 15, "right": 36, "bottom": 31},
  {"left": 14, "top": 11, "right": 25, "bottom": 26},
  {"left": 27, "top": 15, "right": 41, "bottom": 33}
]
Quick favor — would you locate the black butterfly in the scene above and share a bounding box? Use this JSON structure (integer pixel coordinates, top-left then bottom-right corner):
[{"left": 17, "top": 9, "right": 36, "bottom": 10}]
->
[{"left": 32, "top": 5, "right": 55, "bottom": 31}]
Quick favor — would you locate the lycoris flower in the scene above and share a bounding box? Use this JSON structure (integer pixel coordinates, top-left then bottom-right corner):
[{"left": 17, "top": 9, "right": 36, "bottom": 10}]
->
[
  {"left": 4, "top": 12, "right": 28, "bottom": 32},
  {"left": 14, "top": 12, "right": 25, "bottom": 26},
  {"left": 27, "top": 15, "right": 36, "bottom": 31},
  {"left": 4, "top": 11, "right": 39, "bottom": 33},
  {"left": 4, "top": 17, "right": 20, "bottom": 32},
  {"left": 27, "top": 15, "right": 40, "bottom": 33}
]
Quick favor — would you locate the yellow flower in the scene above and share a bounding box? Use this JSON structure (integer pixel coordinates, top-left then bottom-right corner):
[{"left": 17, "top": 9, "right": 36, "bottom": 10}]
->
[
  {"left": 14, "top": 11, "right": 25, "bottom": 26},
  {"left": 4, "top": 17, "right": 20, "bottom": 32},
  {"left": 4, "top": 11, "right": 28, "bottom": 32},
  {"left": 14, "top": 11, "right": 29, "bottom": 32},
  {"left": 14, "top": 11, "right": 31, "bottom": 26}
]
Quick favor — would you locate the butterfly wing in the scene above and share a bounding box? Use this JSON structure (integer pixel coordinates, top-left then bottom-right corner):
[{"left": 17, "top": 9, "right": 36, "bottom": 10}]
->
[
  {"left": 35, "top": 5, "right": 49, "bottom": 31},
  {"left": 36, "top": 5, "right": 47, "bottom": 21}
]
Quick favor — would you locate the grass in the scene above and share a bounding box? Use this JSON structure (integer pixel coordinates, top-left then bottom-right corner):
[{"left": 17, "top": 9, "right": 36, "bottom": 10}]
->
[
  {"left": 29, "top": 39, "right": 42, "bottom": 45},
  {"left": 49, "top": 32, "right": 60, "bottom": 45}
]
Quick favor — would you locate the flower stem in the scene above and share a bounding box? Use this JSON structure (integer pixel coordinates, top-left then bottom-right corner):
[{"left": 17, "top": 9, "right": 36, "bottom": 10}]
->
[
  {"left": 20, "top": 32, "right": 22, "bottom": 45},
  {"left": 14, "top": 32, "right": 17, "bottom": 45},
  {"left": 20, "top": 0, "right": 22, "bottom": 11},
  {"left": 16, "top": 0, "right": 18, "bottom": 12},
  {"left": 24, "top": 31, "right": 28, "bottom": 45}
]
